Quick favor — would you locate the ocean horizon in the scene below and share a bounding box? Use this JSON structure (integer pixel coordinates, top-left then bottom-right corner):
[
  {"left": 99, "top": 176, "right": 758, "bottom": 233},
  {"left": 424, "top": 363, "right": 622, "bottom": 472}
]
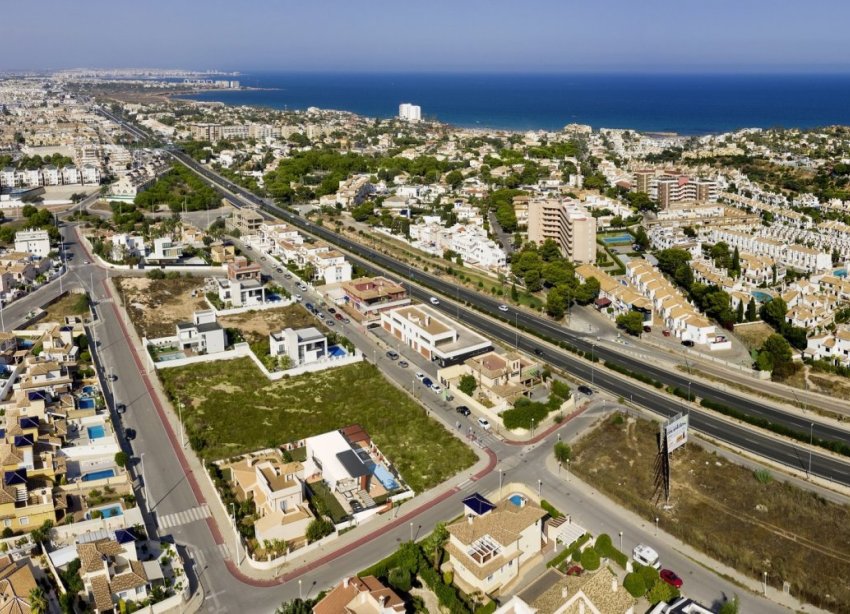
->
[{"left": 178, "top": 72, "right": 850, "bottom": 135}]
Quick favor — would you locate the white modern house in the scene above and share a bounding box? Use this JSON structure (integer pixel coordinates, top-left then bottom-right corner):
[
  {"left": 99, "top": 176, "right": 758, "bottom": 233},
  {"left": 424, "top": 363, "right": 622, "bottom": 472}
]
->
[
  {"left": 215, "top": 278, "right": 266, "bottom": 307},
  {"left": 269, "top": 327, "right": 328, "bottom": 365},
  {"left": 176, "top": 310, "right": 227, "bottom": 355},
  {"left": 110, "top": 233, "right": 147, "bottom": 261},
  {"left": 150, "top": 236, "right": 183, "bottom": 261},
  {"left": 14, "top": 229, "right": 50, "bottom": 258}
]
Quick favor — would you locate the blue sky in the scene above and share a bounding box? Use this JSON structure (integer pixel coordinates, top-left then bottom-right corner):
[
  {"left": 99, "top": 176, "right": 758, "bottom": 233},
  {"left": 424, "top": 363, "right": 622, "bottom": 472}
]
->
[{"left": 4, "top": 0, "right": 850, "bottom": 73}]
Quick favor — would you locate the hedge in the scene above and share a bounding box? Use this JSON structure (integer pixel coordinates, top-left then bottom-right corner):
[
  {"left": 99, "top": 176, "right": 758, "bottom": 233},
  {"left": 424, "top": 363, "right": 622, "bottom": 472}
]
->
[
  {"left": 700, "top": 398, "right": 850, "bottom": 457},
  {"left": 547, "top": 533, "right": 591, "bottom": 569},
  {"left": 605, "top": 361, "right": 664, "bottom": 388},
  {"left": 540, "top": 499, "right": 563, "bottom": 519},
  {"left": 419, "top": 565, "right": 471, "bottom": 614},
  {"left": 580, "top": 547, "right": 601, "bottom": 570},
  {"left": 623, "top": 572, "right": 646, "bottom": 597},
  {"left": 594, "top": 533, "right": 629, "bottom": 568}
]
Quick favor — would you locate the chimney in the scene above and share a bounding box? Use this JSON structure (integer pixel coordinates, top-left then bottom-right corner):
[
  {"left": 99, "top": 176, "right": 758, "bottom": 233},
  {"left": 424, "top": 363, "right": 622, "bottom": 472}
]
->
[
  {"left": 380, "top": 595, "right": 388, "bottom": 606},
  {"left": 561, "top": 587, "right": 569, "bottom": 599},
  {"left": 343, "top": 577, "right": 350, "bottom": 588},
  {"left": 612, "top": 577, "right": 618, "bottom": 593},
  {"left": 467, "top": 515, "right": 473, "bottom": 525}
]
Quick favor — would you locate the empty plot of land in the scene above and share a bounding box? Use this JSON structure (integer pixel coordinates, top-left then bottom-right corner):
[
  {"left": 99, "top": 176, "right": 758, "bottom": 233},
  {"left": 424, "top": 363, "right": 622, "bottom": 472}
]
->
[
  {"left": 571, "top": 415, "right": 850, "bottom": 611},
  {"left": 116, "top": 276, "right": 207, "bottom": 338},
  {"left": 159, "top": 359, "right": 477, "bottom": 493},
  {"left": 218, "top": 304, "right": 317, "bottom": 342}
]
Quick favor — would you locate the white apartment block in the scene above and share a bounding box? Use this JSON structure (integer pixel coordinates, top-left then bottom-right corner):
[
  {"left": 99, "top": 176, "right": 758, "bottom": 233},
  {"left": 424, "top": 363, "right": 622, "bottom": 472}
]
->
[
  {"left": 711, "top": 228, "right": 832, "bottom": 273},
  {"left": 806, "top": 328, "right": 850, "bottom": 366},
  {"left": 527, "top": 199, "right": 596, "bottom": 263},
  {"left": 14, "top": 229, "right": 50, "bottom": 257},
  {"left": 398, "top": 103, "right": 422, "bottom": 122},
  {"left": 409, "top": 219, "right": 506, "bottom": 270}
]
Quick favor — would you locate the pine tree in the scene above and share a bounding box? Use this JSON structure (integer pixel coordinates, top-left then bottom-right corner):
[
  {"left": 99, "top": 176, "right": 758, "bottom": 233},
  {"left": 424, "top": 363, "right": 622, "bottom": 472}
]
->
[
  {"left": 731, "top": 247, "right": 741, "bottom": 277},
  {"left": 746, "top": 298, "right": 758, "bottom": 322},
  {"left": 736, "top": 300, "right": 745, "bottom": 323}
]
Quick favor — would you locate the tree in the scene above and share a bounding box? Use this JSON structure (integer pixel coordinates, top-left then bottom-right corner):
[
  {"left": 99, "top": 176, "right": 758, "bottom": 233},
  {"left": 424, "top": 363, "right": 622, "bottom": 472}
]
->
[
  {"left": 553, "top": 441, "right": 571, "bottom": 463},
  {"left": 574, "top": 278, "right": 600, "bottom": 305},
  {"left": 458, "top": 374, "right": 477, "bottom": 396},
  {"left": 730, "top": 246, "right": 741, "bottom": 277},
  {"left": 616, "top": 312, "right": 644, "bottom": 336},
  {"left": 656, "top": 248, "right": 691, "bottom": 276},
  {"left": 746, "top": 298, "right": 758, "bottom": 322},
  {"left": 388, "top": 567, "right": 412, "bottom": 592},
  {"left": 546, "top": 286, "right": 570, "bottom": 319},
  {"left": 276, "top": 598, "right": 316, "bottom": 614},
  {"left": 760, "top": 297, "right": 788, "bottom": 331},
  {"left": 718, "top": 595, "right": 740, "bottom": 614},
  {"left": 29, "top": 587, "right": 48, "bottom": 614},
  {"left": 445, "top": 170, "right": 464, "bottom": 189},
  {"left": 633, "top": 226, "right": 650, "bottom": 251},
  {"left": 647, "top": 578, "right": 679, "bottom": 605},
  {"left": 539, "top": 239, "right": 562, "bottom": 262},
  {"left": 757, "top": 334, "right": 798, "bottom": 380},
  {"left": 524, "top": 269, "right": 542, "bottom": 292},
  {"left": 115, "top": 451, "right": 129, "bottom": 468},
  {"left": 306, "top": 518, "right": 334, "bottom": 543},
  {"left": 580, "top": 547, "right": 600, "bottom": 571},
  {"left": 623, "top": 572, "right": 647, "bottom": 598},
  {"left": 736, "top": 300, "right": 745, "bottom": 323},
  {"left": 511, "top": 283, "right": 519, "bottom": 302}
]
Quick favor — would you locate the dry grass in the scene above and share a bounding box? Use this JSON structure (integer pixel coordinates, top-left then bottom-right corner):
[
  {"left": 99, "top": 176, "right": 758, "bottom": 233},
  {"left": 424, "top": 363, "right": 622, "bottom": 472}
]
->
[
  {"left": 41, "top": 292, "right": 90, "bottom": 323},
  {"left": 116, "top": 276, "right": 207, "bottom": 338},
  {"left": 733, "top": 322, "right": 775, "bottom": 352},
  {"left": 572, "top": 415, "right": 850, "bottom": 611},
  {"left": 218, "top": 304, "right": 318, "bottom": 344}
]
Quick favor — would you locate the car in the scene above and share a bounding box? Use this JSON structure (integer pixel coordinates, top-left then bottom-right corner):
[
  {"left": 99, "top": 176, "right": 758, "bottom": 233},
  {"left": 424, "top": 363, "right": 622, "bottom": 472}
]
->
[
  {"left": 305, "top": 302, "right": 314, "bottom": 311},
  {"left": 326, "top": 320, "right": 335, "bottom": 327},
  {"left": 334, "top": 313, "right": 343, "bottom": 321},
  {"left": 429, "top": 297, "right": 440, "bottom": 305},
  {"left": 261, "top": 256, "right": 267, "bottom": 261},
  {"left": 498, "top": 304, "right": 509, "bottom": 312},
  {"left": 108, "top": 374, "right": 117, "bottom": 382},
  {"left": 316, "top": 312, "right": 325, "bottom": 320},
  {"left": 116, "top": 403, "right": 127, "bottom": 414},
  {"left": 415, "top": 372, "right": 426, "bottom": 381},
  {"left": 456, "top": 405, "right": 471, "bottom": 416},
  {"left": 294, "top": 294, "right": 302, "bottom": 301},
  {"left": 477, "top": 417, "right": 491, "bottom": 431},
  {"left": 343, "top": 317, "right": 351, "bottom": 324},
  {"left": 386, "top": 350, "right": 399, "bottom": 360},
  {"left": 350, "top": 500, "right": 363, "bottom": 512},
  {"left": 125, "top": 428, "right": 137, "bottom": 441},
  {"left": 662, "top": 329, "right": 671, "bottom": 337},
  {"left": 643, "top": 326, "right": 652, "bottom": 333},
  {"left": 422, "top": 377, "right": 433, "bottom": 388},
  {"left": 328, "top": 307, "right": 336, "bottom": 314},
  {"left": 83, "top": 260, "right": 90, "bottom": 265},
  {"left": 577, "top": 385, "right": 593, "bottom": 395},
  {"left": 276, "top": 267, "right": 283, "bottom": 273},
  {"left": 660, "top": 569, "right": 683, "bottom": 588},
  {"left": 431, "top": 383, "right": 442, "bottom": 394},
  {"left": 533, "top": 348, "right": 545, "bottom": 357},
  {"left": 284, "top": 273, "right": 292, "bottom": 279},
  {"left": 398, "top": 360, "right": 409, "bottom": 368},
  {"left": 682, "top": 339, "right": 695, "bottom": 347}
]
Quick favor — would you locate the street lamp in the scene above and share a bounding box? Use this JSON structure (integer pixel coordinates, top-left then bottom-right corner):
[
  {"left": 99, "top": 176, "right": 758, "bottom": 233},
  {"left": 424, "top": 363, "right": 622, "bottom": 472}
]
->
[
  {"left": 654, "top": 517, "right": 659, "bottom": 536},
  {"left": 762, "top": 571, "right": 768, "bottom": 596},
  {"left": 537, "top": 479, "right": 542, "bottom": 498},
  {"left": 514, "top": 312, "right": 519, "bottom": 350},
  {"left": 299, "top": 578, "right": 303, "bottom": 600},
  {"left": 499, "top": 469, "right": 504, "bottom": 500},
  {"left": 809, "top": 422, "right": 814, "bottom": 477},
  {"left": 619, "top": 531, "right": 623, "bottom": 552},
  {"left": 178, "top": 402, "right": 185, "bottom": 448},
  {"left": 530, "top": 418, "right": 535, "bottom": 437}
]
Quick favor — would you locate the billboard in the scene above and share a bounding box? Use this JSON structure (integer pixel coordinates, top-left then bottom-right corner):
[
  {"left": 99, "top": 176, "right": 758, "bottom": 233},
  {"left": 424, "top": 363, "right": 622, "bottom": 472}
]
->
[{"left": 664, "top": 413, "right": 689, "bottom": 453}]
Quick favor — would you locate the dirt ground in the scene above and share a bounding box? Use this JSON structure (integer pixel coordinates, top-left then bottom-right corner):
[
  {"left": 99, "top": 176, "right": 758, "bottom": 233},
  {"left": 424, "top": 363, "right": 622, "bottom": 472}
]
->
[
  {"left": 219, "top": 304, "right": 319, "bottom": 343},
  {"left": 116, "top": 276, "right": 207, "bottom": 338},
  {"left": 41, "top": 292, "right": 90, "bottom": 324},
  {"left": 733, "top": 321, "right": 775, "bottom": 351},
  {"left": 572, "top": 414, "right": 850, "bottom": 611}
]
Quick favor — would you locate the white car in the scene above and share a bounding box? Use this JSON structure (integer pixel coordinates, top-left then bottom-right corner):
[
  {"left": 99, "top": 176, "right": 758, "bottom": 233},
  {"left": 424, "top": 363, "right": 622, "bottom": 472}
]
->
[
  {"left": 498, "top": 304, "right": 509, "bottom": 312},
  {"left": 431, "top": 383, "right": 442, "bottom": 394},
  {"left": 477, "top": 417, "right": 491, "bottom": 431},
  {"left": 415, "top": 372, "right": 426, "bottom": 381},
  {"left": 294, "top": 294, "right": 302, "bottom": 301},
  {"left": 429, "top": 297, "right": 440, "bottom": 305}
]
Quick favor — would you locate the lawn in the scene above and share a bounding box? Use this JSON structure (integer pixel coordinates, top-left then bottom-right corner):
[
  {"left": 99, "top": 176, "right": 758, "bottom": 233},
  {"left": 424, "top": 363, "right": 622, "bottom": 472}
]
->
[
  {"left": 159, "top": 359, "right": 477, "bottom": 493},
  {"left": 571, "top": 414, "right": 850, "bottom": 611}
]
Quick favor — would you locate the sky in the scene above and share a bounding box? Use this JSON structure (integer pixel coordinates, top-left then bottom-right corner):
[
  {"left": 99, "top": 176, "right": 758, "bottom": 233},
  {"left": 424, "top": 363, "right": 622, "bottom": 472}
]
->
[{"left": 4, "top": 0, "right": 850, "bottom": 73}]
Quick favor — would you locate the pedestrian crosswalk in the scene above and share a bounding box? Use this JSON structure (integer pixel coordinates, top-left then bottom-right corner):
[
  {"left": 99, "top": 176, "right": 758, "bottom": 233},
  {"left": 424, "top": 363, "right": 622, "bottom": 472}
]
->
[{"left": 157, "top": 504, "right": 211, "bottom": 529}]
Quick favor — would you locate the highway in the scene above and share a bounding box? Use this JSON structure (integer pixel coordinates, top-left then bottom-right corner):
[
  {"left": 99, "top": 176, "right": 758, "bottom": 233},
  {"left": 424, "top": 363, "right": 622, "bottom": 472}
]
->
[{"left": 165, "top": 148, "right": 850, "bottom": 488}]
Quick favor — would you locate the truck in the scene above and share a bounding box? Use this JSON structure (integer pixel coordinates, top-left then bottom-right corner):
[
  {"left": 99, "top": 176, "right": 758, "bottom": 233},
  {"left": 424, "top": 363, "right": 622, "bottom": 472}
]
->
[{"left": 632, "top": 544, "right": 661, "bottom": 570}]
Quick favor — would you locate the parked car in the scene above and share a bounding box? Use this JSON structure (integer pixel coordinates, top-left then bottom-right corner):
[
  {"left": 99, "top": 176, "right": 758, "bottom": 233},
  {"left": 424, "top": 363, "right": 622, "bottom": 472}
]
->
[
  {"left": 660, "top": 569, "right": 683, "bottom": 588},
  {"left": 643, "top": 325, "right": 652, "bottom": 333},
  {"left": 498, "top": 304, "right": 509, "bottom": 312},
  {"left": 276, "top": 267, "right": 283, "bottom": 273},
  {"left": 343, "top": 317, "right": 351, "bottom": 324},
  {"left": 477, "top": 417, "right": 491, "bottom": 431},
  {"left": 577, "top": 385, "right": 593, "bottom": 396},
  {"left": 261, "top": 256, "right": 266, "bottom": 261},
  {"left": 534, "top": 348, "right": 545, "bottom": 356},
  {"left": 429, "top": 297, "right": 440, "bottom": 305},
  {"left": 326, "top": 320, "right": 335, "bottom": 327},
  {"left": 682, "top": 339, "right": 695, "bottom": 347},
  {"left": 662, "top": 329, "right": 671, "bottom": 337},
  {"left": 422, "top": 377, "right": 433, "bottom": 388},
  {"left": 305, "top": 302, "right": 315, "bottom": 312},
  {"left": 415, "top": 372, "right": 426, "bottom": 381},
  {"left": 456, "top": 405, "right": 471, "bottom": 416},
  {"left": 398, "top": 360, "right": 409, "bottom": 368},
  {"left": 632, "top": 544, "right": 661, "bottom": 570},
  {"left": 386, "top": 350, "right": 399, "bottom": 360},
  {"left": 316, "top": 312, "right": 325, "bottom": 320},
  {"left": 116, "top": 403, "right": 127, "bottom": 414},
  {"left": 328, "top": 307, "right": 337, "bottom": 314},
  {"left": 294, "top": 294, "right": 302, "bottom": 302},
  {"left": 431, "top": 383, "right": 442, "bottom": 394},
  {"left": 566, "top": 565, "right": 584, "bottom": 577},
  {"left": 125, "top": 428, "right": 137, "bottom": 441},
  {"left": 284, "top": 273, "right": 292, "bottom": 279},
  {"left": 334, "top": 313, "right": 343, "bottom": 321}
]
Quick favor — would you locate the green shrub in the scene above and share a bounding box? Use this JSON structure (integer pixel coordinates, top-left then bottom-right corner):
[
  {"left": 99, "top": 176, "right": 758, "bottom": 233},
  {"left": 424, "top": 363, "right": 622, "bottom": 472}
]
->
[
  {"left": 540, "top": 500, "right": 563, "bottom": 519},
  {"left": 594, "top": 533, "right": 628, "bottom": 568},
  {"left": 580, "top": 547, "right": 600, "bottom": 571},
  {"left": 623, "top": 572, "right": 647, "bottom": 598},
  {"left": 571, "top": 548, "right": 582, "bottom": 562},
  {"left": 553, "top": 442, "right": 571, "bottom": 463},
  {"left": 388, "top": 567, "right": 411, "bottom": 593},
  {"left": 551, "top": 379, "right": 571, "bottom": 400},
  {"left": 475, "top": 602, "right": 498, "bottom": 614},
  {"left": 595, "top": 534, "right": 612, "bottom": 551},
  {"left": 636, "top": 563, "right": 659, "bottom": 589},
  {"left": 647, "top": 578, "right": 679, "bottom": 604}
]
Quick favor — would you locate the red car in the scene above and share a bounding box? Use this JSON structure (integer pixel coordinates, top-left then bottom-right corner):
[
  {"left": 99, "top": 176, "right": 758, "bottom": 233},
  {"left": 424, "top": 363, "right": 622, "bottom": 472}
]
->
[{"left": 660, "top": 569, "right": 683, "bottom": 588}]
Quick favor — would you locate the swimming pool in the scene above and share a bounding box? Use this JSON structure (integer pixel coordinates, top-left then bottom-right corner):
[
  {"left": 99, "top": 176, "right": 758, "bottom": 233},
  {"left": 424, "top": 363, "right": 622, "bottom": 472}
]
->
[
  {"left": 78, "top": 397, "right": 96, "bottom": 410},
  {"left": 87, "top": 425, "right": 106, "bottom": 439},
  {"left": 82, "top": 385, "right": 97, "bottom": 395},
  {"left": 156, "top": 351, "right": 187, "bottom": 362},
  {"left": 328, "top": 345, "right": 348, "bottom": 358},
  {"left": 751, "top": 290, "right": 773, "bottom": 304},
  {"left": 509, "top": 494, "right": 525, "bottom": 506},
  {"left": 371, "top": 464, "right": 399, "bottom": 491},
  {"left": 88, "top": 504, "right": 123, "bottom": 519},
  {"left": 82, "top": 469, "right": 115, "bottom": 482},
  {"left": 600, "top": 233, "right": 633, "bottom": 245},
  {"left": 835, "top": 269, "right": 847, "bottom": 278}
]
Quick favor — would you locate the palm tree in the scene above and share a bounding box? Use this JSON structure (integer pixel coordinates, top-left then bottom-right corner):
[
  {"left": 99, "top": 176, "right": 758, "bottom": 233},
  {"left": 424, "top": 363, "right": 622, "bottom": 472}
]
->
[{"left": 28, "top": 586, "right": 48, "bottom": 614}]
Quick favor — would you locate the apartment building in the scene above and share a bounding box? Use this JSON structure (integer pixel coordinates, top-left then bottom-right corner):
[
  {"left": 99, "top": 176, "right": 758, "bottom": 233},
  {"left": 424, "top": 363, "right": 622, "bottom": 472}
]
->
[
  {"left": 527, "top": 199, "right": 596, "bottom": 263},
  {"left": 13, "top": 229, "right": 50, "bottom": 258},
  {"left": 633, "top": 171, "right": 717, "bottom": 208},
  {"left": 398, "top": 103, "right": 422, "bottom": 122},
  {"left": 341, "top": 276, "right": 410, "bottom": 322},
  {"left": 711, "top": 228, "right": 832, "bottom": 273}
]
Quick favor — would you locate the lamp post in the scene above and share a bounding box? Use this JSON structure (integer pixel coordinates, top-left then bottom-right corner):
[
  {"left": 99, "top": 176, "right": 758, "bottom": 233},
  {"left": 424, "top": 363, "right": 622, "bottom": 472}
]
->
[
  {"left": 591, "top": 343, "right": 597, "bottom": 386},
  {"left": 537, "top": 479, "right": 542, "bottom": 498},
  {"left": 654, "top": 517, "right": 659, "bottom": 536},
  {"left": 409, "top": 522, "right": 413, "bottom": 542},
  {"left": 619, "top": 531, "right": 623, "bottom": 551},
  {"left": 178, "top": 402, "right": 185, "bottom": 448},
  {"left": 499, "top": 469, "right": 504, "bottom": 500},
  {"left": 809, "top": 422, "right": 814, "bottom": 477},
  {"left": 530, "top": 418, "right": 535, "bottom": 437},
  {"left": 299, "top": 578, "right": 303, "bottom": 600},
  {"left": 514, "top": 312, "right": 518, "bottom": 350},
  {"left": 762, "top": 571, "right": 767, "bottom": 596}
]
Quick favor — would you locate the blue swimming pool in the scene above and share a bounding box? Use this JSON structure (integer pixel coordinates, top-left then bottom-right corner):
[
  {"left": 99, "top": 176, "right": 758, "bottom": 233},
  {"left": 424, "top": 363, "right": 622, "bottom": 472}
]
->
[
  {"left": 82, "top": 469, "right": 115, "bottom": 481},
  {"left": 79, "top": 397, "right": 96, "bottom": 410},
  {"left": 87, "top": 425, "right": 106, "bottom": 439},
  {"left": 88, "top": 504, "right": 123, "bottom": 519},
  {"left": 156, "top": 351, "right": 187, "bottom": 362},
  {"left": 371, "top": 464, "right": 399, "bottom": 491},
  {"left": 509, "top": 494, "right": 525, "bottom": 506},
  {"left": 600, "top": 233, "right": 633, "bottom": 245},
  {"left": 752, "top": 291, "right": 773, "bottom": 304},
  {"left": 82, "top": 385, "right": 96, "bottom": 395},
  {"left": 328, "top": 345, "right": 347, "bottom": 358},
  {"left": 835, "top": 269, "right": 847, "bottom": 278}
]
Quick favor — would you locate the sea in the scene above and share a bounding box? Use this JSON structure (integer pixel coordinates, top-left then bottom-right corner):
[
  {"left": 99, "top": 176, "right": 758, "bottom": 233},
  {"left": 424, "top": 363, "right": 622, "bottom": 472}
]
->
[{"left": 179, "top": 72, "right": 850, "bottom": 136}]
